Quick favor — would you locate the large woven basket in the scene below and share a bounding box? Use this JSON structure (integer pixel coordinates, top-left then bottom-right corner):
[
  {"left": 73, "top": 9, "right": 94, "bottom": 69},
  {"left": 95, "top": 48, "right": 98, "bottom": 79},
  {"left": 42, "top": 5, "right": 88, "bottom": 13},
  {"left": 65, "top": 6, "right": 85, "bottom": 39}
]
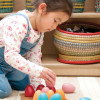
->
[
  {"left": 72, "top": 0, "right": 85, "bottom": 13},
  {"left": 95, "top": 0, "right": 100, "bottom": 12},
  {"left": 0, "top": 0, "right": 14, "bottom": 13},
  {"left": 53, "top": 22, "right": 100, "bottom": 64},
  {"left": 26, "top": 0, "right": 34, "bottom": 12}
]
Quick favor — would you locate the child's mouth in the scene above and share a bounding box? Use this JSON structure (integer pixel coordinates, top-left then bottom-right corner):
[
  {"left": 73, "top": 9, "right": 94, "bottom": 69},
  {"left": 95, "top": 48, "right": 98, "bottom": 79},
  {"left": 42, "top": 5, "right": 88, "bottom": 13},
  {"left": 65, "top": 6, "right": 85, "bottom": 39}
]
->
[{"left": 48, "top": 29, "right": 50, "bottom": 31}]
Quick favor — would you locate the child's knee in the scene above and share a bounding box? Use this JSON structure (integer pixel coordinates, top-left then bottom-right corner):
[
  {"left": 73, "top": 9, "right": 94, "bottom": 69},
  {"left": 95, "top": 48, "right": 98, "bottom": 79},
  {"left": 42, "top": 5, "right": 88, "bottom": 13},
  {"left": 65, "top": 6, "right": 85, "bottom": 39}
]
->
[
  {"left": 11, "top": 74, "right": 30, "bottom": 90},
  {"left": 0, "top": 74, "right": 12, "bottom": 98},
  {"left": 0, "top": 88, "right": 12, "bottom": 98},
  {"left": 18, "top": 74, "right": 30, "bottom": 90}
]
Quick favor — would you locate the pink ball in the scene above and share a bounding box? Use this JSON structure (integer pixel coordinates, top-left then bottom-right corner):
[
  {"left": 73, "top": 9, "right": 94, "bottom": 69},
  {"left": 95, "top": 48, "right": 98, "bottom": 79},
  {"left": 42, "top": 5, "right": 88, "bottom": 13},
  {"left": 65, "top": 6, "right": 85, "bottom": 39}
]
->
[
  {"left": 42, "top": 87, "right": 49, "bottom": 93},
  {"left": 62, "top": 83, "right": 75, "bottom": 93}
]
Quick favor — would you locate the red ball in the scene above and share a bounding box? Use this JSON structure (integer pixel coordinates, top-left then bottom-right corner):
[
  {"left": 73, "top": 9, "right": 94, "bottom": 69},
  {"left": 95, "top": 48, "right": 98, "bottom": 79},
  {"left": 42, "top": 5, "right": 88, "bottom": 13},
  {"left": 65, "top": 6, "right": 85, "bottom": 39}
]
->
[
  {"left": 36, "top": 84, "right": 45, "bottom": 91},
  {"left": 25, "top": 85, "right": 35, "bottom": 97}
]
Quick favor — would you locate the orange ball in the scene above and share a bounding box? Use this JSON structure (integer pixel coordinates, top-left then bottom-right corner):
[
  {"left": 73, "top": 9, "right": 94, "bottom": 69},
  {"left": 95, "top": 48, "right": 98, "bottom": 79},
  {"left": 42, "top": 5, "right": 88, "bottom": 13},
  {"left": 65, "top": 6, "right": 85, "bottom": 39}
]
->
[
  {"left": 56, "top": 89, "right": 66, "bottom": 100},
  {"left": 33, "top": 90, "right": 42, "bottom": 100},
  {"left": 46, "top": 90, "right": 54, "bottom": 99}
]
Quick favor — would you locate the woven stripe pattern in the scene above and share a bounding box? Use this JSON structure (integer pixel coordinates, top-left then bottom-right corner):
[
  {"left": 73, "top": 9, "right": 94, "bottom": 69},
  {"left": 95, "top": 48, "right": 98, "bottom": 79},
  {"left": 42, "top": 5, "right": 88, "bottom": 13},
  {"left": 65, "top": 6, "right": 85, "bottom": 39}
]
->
[
  {"left": 95, "top": 0, "right": 100, "bottom": 12},
  {"left": 26, "top": 0, "right": 34, "bottom": 12},
  {"left": 53, "top": 22, "right": 100, "bottom": 63},
  {"left": 0, "top": 0, "right": 14, "bottom": 13},
  {"left": 72, "top": 0, "right": 85, "bottom": 13},
  {"left": 59, "top": 54, "right": 100, "bottom": 61}
]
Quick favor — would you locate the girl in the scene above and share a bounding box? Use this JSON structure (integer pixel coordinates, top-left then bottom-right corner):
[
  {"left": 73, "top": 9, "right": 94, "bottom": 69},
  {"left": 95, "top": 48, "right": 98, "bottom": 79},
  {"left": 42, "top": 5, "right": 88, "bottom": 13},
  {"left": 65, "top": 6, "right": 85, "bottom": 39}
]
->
[{"left": 0, "top": 0, "right": 73, "bottom": 98}]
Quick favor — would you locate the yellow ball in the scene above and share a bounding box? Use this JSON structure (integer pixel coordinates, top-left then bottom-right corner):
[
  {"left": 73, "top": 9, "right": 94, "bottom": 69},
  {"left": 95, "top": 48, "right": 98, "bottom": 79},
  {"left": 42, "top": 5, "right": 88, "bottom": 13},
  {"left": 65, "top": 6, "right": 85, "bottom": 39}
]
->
[
  {"left": 56, "top": 89, "right": 66, "bottom": 100},
  {"left": 33, "top": 90, "right": 42, "bottom": 100},
  {"left": 46, "top": 90, "right": 54, "bottom": 99}
]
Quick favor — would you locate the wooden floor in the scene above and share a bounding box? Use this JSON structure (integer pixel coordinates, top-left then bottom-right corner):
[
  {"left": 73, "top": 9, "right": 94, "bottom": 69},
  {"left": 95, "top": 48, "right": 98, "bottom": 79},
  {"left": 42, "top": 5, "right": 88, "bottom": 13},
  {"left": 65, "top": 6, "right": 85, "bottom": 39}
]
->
[{"left": 1, "top": 77, "right": 100, "bottom": 100}]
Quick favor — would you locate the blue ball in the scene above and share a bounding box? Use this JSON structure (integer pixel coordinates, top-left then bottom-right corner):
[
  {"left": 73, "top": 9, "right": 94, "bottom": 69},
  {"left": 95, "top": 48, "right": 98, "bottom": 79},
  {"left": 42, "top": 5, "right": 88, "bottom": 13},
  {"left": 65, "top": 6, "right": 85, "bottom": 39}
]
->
[
  {"left": 50, "top": 93, "right": 61, "bottom": 100},
  {"left": 79, "top": 97, "right": 91, "bottom": 100},
  {"left": 38, "top": 93, "right": 48, "bottom": 100}
]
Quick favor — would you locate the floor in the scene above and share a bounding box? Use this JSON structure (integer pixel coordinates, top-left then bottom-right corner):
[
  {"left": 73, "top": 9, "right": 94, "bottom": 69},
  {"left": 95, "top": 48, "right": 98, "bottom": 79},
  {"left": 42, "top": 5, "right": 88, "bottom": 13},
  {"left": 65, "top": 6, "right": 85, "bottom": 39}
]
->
[{"left": 0, "top": 77, "right": 100, "bottom": 100}]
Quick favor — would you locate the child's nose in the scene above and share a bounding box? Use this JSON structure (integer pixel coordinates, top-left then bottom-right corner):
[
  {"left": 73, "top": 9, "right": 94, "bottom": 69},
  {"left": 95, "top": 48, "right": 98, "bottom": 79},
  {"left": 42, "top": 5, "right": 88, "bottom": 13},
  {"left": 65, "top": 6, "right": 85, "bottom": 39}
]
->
[{"left": 51, "top": 24, "right": 57, "bottom": 30}]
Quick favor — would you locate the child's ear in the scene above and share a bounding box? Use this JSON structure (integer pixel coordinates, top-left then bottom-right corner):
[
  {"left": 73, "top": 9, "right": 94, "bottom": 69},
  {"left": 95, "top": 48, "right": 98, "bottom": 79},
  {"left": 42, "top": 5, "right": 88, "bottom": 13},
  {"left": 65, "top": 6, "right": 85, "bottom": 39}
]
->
[{"left": 38, "top": 3, "right": 47, "bottom": 15}]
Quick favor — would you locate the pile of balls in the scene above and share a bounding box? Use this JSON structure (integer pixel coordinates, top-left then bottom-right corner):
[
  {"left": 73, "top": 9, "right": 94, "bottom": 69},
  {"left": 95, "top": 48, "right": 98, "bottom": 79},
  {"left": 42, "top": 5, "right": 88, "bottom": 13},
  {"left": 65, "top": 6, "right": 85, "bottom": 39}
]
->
[
  {"left": 25, "top": 83, "right": 75, "bottom": 100},
  {"left": 25, "top": 83, "right": 91, "bottom": 100}
]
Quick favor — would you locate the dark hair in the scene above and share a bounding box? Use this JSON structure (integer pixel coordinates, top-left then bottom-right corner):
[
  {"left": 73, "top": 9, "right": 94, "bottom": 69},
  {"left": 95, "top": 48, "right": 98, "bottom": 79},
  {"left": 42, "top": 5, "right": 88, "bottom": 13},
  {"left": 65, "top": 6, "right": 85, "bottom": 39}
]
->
[{"left": 31, "top": 0, "right": 73, "bottom": 17}]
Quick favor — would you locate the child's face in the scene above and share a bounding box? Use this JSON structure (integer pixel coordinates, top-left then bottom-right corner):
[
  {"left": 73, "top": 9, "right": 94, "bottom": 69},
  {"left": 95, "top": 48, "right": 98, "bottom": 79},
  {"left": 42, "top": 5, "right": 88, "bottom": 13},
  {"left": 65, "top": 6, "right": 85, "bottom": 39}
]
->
[
  {"left": 36, "top": 11, "right": 69, "bottom": 32},
  {"left": 35, "top": 3, "right": 69, "bottom": 32}
]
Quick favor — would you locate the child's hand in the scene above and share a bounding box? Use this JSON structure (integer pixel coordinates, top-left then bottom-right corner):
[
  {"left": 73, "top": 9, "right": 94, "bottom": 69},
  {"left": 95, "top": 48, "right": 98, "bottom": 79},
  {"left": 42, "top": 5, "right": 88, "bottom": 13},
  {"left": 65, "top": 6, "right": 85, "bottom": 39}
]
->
[{"left": 38, "top": 68, "right": 56, "bottom": 88}]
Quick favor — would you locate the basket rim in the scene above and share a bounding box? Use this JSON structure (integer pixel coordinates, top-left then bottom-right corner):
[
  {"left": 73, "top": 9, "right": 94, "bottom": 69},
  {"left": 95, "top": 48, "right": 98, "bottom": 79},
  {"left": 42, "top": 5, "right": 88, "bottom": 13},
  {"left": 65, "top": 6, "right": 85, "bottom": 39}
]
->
[
  {"left": 57, "top": 21, "right": 100, "bottom": 35},
  {"left": 57, "top": 58, "right": 100, "bottom": 64},
  {"left": 53, "top": 34, "right": 100, "bottom": 43}
]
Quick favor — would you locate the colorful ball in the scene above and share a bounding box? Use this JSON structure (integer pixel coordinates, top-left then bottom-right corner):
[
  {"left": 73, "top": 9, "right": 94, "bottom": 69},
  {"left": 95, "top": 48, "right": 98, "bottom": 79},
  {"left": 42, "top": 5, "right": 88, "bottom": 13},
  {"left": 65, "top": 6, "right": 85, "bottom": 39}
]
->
[
  {"left": 25, "top": 85, "right": 35, "bottom": 97},
  {"left": 38, "top": 93, "right": 48, "bottom": 100},
  {"left": 46, "top": 90, "right": 54, "bottom": 99},
  {"left": 56, "top": 89, "right": 66, "bottom": 100},
  {"left": 62, "top": 83, "right": 75, "bottom": 93},
  {"left": 49, "top": 87, "right": 56, "bottom": 93},
  {"left": 79, "top": 97, "right": 91, "bottom": 100},
  {"left": 36, "top": 84, "right": 45, "bottom": 91},
  {"left": 33, "top": 90, "right": 42, "bottom": 100},
  {"left": 42, "top": 87, "right": 49, "bottom": 93},
  {"left": 50, "top": 93, "right": 61, "bottom": 100}
]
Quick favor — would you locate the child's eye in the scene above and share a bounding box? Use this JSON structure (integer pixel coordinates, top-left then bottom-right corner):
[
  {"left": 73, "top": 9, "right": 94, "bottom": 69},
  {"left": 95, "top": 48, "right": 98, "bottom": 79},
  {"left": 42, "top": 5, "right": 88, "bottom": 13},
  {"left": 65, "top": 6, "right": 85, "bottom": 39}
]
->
[{"left": 54, "top": 19, "right": 57, "bottom": 23}]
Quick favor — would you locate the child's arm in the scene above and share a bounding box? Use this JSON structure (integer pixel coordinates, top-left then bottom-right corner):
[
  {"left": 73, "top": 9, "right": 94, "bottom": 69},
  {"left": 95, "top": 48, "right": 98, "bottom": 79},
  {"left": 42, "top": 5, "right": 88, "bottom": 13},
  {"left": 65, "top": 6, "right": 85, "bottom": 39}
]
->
[
  {"left": 3, "top": 16, "right": 43, "bottom": 78},
  {"left": 26, "top": 32, "right": 44, "bottom": 65},
  {"left": 26, "top": 32, "right": 44, "bottom": 88}
]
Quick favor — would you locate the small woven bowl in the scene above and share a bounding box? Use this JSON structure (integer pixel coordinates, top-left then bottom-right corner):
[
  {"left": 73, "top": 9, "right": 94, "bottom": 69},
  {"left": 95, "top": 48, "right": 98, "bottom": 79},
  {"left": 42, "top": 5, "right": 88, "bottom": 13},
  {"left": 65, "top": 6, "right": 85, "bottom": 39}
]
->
[
  {"left": 95, "top": 0, "right": 100, "bottom": 12},
  {"left": 0, "top": 0, "right": 14, "bottom": 13},
  {"left": 26, "top": 0, "right": 34, "bottom": 12},
  {"left": 53, "top": 21, "right": 100, "bottom": 64},
  {"left": 72, "top": 0, "right": 85, "bottom": 3},
  {"left": 72, "top": 0, "right": 85, "bottom": 13}
]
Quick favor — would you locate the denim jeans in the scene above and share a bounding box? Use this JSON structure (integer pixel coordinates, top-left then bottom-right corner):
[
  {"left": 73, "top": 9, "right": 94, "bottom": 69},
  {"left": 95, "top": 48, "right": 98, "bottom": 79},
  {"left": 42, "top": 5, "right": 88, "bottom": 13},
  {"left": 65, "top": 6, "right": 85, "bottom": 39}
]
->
[{"left": 0, "top": 66, "right": 30, "bottom": 98}]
